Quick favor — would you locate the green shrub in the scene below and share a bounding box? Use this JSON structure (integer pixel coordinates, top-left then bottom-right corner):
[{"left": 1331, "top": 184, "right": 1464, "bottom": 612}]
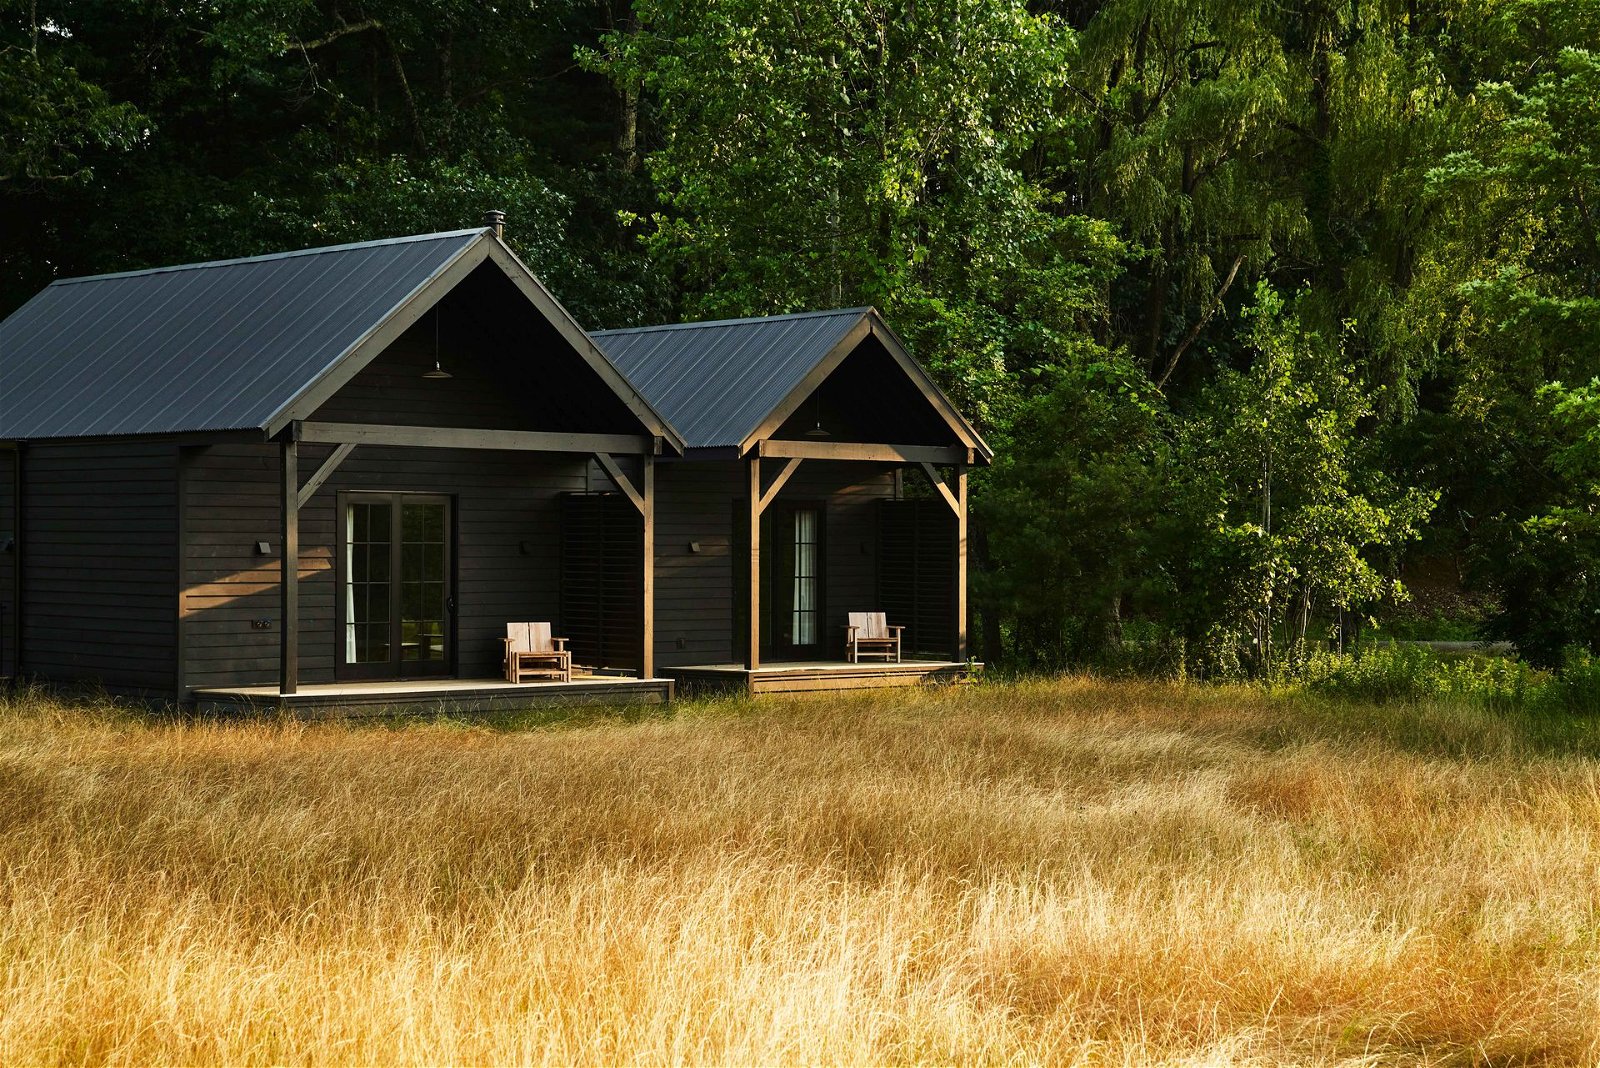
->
[
  {"left": 1302, "top": 642, "right": 1541, "bottom": 711},
  {"left": 1537, "top": 648, "right": 1600, "bottom": 716}
]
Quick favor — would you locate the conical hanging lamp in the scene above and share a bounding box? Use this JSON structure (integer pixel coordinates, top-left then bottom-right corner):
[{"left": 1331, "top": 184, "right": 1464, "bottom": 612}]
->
[
  {"left": 804, "top": 390, "right": 829, "bottom": 437},
  {"left": 422, "top": 306, "right": 452, "bottom": 379}
]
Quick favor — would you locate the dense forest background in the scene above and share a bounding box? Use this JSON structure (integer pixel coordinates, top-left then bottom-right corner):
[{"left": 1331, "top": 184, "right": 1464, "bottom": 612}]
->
[{"left": 3, "top": 0, "right": 1597, "bottom": 676}]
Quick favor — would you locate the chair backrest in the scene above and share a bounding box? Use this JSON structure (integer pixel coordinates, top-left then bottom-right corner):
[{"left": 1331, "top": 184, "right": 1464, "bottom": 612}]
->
[
  {"left": 506, "top": 622, "right": 555, "bottom": 654},
  {"left": 506, "top": 622, "right": 531, "bottom": 654},
  {"left": 528, "top": 622, "right": 554, "bottom": 653},
  {"left": 849, "top": 611, "right": 888, "bottom": 639}
]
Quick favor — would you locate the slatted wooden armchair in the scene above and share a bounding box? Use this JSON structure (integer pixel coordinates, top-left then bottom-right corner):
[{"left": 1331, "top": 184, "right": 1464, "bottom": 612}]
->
[
  {"left": 845, "top": 611, "right": 904, "bottom": 663},
  {"left": 503, "top": 622, "right": 571, "bottom": 683}
]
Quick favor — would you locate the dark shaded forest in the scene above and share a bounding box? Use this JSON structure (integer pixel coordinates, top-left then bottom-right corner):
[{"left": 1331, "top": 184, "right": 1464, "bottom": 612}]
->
[{"left": 4, "top": 0, "right": 1598, "bottom": 676}]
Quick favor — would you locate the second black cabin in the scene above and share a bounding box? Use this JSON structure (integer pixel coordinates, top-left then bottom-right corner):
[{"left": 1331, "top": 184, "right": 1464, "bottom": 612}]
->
[{"left": 597, "top": 308, "right": 991, "bottom": 694}]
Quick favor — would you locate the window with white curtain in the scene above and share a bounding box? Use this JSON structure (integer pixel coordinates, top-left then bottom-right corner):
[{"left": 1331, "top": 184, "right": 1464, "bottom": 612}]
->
[{"left": 792, "top": 508, "right": 818, "bottom": 646}]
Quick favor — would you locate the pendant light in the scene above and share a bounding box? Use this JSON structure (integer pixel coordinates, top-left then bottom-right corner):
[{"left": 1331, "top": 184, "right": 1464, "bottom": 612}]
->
[
  {"left": 804, "top": 390, "right": 829, "bottom": 437},
  {"left": 422, "top": 306, "right": 452, "bottom": 379}
]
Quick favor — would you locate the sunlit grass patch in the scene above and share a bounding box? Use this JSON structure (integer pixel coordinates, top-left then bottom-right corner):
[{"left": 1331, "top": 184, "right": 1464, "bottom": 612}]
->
[{"left": 1, "top": 678, "right": 1597, "bottom": 1064}]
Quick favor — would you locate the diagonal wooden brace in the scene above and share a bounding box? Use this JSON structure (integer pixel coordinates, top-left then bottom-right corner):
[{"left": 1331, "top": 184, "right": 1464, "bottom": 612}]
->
[
  {"left": 919, "top": 461, "right": 961, "bottom": 515},
  {"left": 594, "top": 451, "right": 645, "bottom": 513}
]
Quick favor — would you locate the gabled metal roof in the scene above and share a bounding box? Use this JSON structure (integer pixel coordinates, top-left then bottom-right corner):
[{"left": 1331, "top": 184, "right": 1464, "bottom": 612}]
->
[
  {"left": 0, "top": 230, "right": 686, "bottom": 451},
  {"left": 0, "top": 230, "right": 484, "bottom": 440},
  {"left": 594, "top": 309, "right": 868, "bottom": 450},
  {"left": 594, "top": 307, "right": 989, "bottom": 458}
]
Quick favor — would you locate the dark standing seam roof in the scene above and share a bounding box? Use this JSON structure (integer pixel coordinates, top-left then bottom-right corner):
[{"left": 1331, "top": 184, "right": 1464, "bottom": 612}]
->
[
  {"left": 0, "top": 229, "right": 483, "bottom": 440},
  {"left": 593, "top": 309, "right": 868, "bottom": 450}
]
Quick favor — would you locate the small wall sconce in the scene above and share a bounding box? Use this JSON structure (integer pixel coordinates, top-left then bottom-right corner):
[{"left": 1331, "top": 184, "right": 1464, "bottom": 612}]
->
[
  {"left": 255, "top": 541, "right": 272, "bottom": 556},
  {"left": 688, "top": 541, "right": 702, "bottom": 554}
]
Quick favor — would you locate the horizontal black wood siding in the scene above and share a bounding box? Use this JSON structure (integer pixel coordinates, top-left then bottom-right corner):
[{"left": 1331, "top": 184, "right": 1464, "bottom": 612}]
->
[
  {"left": 21, "top": 442, "right": 178, "bottom": 695},
  {"left": 182, "top": 443, "right": 586, "bottom": 694}
]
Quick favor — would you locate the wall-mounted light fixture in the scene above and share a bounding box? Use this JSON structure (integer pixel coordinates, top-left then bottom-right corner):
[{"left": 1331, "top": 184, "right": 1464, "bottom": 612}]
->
[
  {"left": 688, "top": 540, "right": 702, "bottom": 554},
  {"left": 255, "top": 540, "right": 272, "bottom": 556}
]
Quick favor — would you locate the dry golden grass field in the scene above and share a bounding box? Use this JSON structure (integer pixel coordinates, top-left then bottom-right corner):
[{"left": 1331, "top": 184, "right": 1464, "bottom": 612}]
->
[{"left": 2, "top": 678, "right": 1599, "bottom": 1066}]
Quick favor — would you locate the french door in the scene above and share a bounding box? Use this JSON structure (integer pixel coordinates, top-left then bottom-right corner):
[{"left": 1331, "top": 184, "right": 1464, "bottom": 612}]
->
[
  {"left": 339, "top": 492, "right": 453, "bottom": 679},
  {"left": 735, "top": 501, "right": 827, "bottom": 661}
]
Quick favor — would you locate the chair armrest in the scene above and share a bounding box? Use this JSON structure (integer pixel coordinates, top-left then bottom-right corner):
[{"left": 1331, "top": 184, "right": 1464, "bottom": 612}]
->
[
  {"left": 844, "top": 625, "right": 859, "bottom": 636},
  {"left": 889, "top": 626, "right": 905, "bottom": 635},
  {"left": 553, "top": 637, "right": 568, "bottom": 650}
]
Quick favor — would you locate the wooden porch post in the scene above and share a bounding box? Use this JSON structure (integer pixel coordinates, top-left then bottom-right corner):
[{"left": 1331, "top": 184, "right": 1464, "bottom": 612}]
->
[
  {"left": 280, "top": 435, "right": 299, "bottom": 695},
  {"left": 7, "top": 443, "right": 21, "bottom": 688},
  {"left": 746, "top": 454, "right": 761, "bottom": 671},
  {"left": 641, "top": 452, "right": 655, "bottom": 679},
  {"left": 954, "top": 463, "right": 968, "bottom": 664}
]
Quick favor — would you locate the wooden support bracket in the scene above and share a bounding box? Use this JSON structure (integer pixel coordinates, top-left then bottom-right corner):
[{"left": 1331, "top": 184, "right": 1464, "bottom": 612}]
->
[
  {"left": 594, "top": 452, "right": 645, "bottom": 513},
  {"left": 757, "top": 457, "right": 803, "bottom": 515},
  {"left": 298, "top": 443, "right": 356, "bottom": 508},
  {"left": 919, "top": 461, "right": 961, "bottom": 515}
]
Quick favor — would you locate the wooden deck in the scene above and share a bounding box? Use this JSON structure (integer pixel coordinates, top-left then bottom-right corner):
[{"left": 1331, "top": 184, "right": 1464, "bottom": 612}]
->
[
  {"left": 193, "top": 673, "right": 674, "bottom": 717},
  {"left": 665, "top": 659, "right": 979, "bottom": 696}
]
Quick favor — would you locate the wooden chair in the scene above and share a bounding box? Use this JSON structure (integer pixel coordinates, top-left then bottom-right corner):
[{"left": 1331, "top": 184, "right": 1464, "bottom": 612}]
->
[
  {"left": 845, "top": 611, "right": 903, "bottom": 663},
  {"left": 503, "top": 622, "right": 571, "bottom": 683}
]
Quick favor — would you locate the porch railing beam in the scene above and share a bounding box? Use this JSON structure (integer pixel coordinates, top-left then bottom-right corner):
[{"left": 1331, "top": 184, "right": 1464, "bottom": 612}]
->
[{"left": 299, "top": 422, "right": 654, "bottom": 456}]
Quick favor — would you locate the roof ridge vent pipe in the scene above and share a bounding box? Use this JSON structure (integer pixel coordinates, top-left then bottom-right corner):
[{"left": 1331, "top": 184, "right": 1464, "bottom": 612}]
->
[{"left": 483, "top": 209, "right": 506, "bottom": 239}]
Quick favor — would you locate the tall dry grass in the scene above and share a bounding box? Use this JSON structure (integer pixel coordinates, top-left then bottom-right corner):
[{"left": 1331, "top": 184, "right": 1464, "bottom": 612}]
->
[{"left": 1, "top": 678, "right": 1598, "bottom": 1065}]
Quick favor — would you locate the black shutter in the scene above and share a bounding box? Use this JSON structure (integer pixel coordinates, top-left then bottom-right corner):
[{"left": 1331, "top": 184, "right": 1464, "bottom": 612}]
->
[
  {"left": 876, "top": 499, "right": 954, "bottom": 656},
  {"left": 560, "top": 493, "right": 642, "bottom": 671}
]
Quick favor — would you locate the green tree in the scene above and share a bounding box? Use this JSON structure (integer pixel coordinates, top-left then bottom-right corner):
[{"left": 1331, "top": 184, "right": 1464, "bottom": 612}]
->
[{"left": 1174, "top": 285, "right": 1434, "bottom": 675}]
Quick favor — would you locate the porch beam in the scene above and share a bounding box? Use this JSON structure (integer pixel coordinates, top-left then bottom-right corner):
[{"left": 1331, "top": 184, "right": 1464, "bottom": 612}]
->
[
  {"left": 593, "top": 452, "right": 645, "bottom": 513},
  {"left": 757, "top": 457, "right": 803, "bottom": 515},
  {"left": 641, "top": 453, "right": 655, "bottom": 680},
  {"left": 297, "top": 443, "right": 356, "bottom": 509},
  {"left": 746, "top": 455, "right": 761, "bottom": 671},
  {"left": 280, "top": 436, "right": 299, "bottom": 696},
  {"left": 758, "top": 439, "right": 971, "bottom": 465},
  {"left": 299, "top": 422, "right": 654, "bottom": 455},
  {"left": 919, "top": 462, "right": 961, "bottom": 515}
]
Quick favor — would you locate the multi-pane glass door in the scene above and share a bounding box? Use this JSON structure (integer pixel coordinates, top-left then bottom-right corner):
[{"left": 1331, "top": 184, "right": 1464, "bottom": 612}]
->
[
  {"left": 790, "top": 508, "right": 820, "bottom": 648},
  {"left": 341, "top": 493, "right": 452, "bottom": 678},
  {"left": 755, "top": 502, "right": 825, "bottom": 659}
]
